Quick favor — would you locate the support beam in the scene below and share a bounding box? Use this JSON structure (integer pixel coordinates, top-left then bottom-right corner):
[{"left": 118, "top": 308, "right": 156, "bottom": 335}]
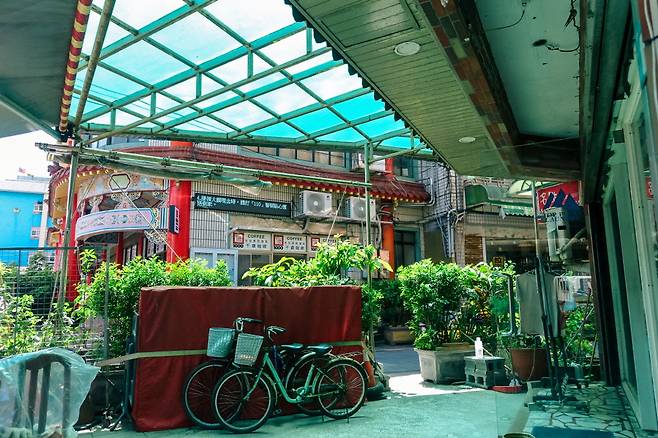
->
[
  {"left": 369, "top": 145, "right": 428, "bottom": 162},
  {"left": 57, "top": 149, "right": 80, "bottom": 318}
]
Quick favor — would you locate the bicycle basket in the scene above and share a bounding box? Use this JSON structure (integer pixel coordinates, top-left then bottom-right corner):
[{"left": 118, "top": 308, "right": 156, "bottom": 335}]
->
[
  {"left": 234, "top": 333, "right": 264, "bottom": 366},
  {"left": 207, "top": 327, "right": 235, "bottom": 358}
]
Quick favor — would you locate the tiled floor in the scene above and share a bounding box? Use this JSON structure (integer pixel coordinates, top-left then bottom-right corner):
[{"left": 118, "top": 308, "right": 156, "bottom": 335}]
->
[{"left": 524, "top": 383, "right": 656, "bottom": 437}]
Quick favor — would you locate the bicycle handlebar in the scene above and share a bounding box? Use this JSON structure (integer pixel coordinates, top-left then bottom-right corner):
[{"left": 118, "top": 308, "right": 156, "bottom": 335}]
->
[{"left": 233, "top": 317, "right": 263, "bottom": 333}]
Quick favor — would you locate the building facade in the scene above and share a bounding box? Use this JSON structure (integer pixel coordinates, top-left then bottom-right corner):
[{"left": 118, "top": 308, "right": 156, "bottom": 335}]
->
[{"left": 0, "top": 176, "right": 51, "bottom": 265}]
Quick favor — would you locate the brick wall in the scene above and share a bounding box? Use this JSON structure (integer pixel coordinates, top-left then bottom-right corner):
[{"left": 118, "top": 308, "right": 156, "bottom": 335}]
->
[{"left": 464, "top": 234, "right": 484, "bottom": 265}]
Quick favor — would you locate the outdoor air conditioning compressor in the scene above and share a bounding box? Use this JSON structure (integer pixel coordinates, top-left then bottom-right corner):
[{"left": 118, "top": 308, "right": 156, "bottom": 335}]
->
[
  {"left": 296, "top": 190, "right": 333, "bottom": 217},
  {"left": 345, "top": 197, "right": 377, "bottom": 221}
]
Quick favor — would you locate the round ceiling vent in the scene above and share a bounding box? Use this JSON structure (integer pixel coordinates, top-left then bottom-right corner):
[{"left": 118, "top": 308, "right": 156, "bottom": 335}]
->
[{"left": 394, "top": 41, "right": 421, "bottom": 56}]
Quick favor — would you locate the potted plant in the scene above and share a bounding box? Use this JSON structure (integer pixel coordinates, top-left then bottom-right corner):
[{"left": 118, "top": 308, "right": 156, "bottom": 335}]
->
[
  {"left": 499, "top": 334, "right": 548, "bottom": 382},
  {"left": 398, "top": 260, "right": 473, "bottom": 383},
  {"left": 376, "top": 279, "right": 413, "bottom": 345}
]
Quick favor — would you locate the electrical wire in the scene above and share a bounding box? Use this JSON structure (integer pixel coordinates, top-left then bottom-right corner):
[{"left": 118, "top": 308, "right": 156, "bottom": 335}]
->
[{"left": 486, "top": 3, "right": 526, "bottom": 32}]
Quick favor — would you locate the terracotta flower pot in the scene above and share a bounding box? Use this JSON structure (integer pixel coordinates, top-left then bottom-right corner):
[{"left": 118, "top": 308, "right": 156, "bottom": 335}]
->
[{"left": 510, "top": 348, "right": 548, "bottom": 381}]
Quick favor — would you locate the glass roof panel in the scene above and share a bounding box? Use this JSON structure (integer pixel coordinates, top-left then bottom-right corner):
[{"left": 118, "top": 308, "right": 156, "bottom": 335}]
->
[
  {"left": 358, "top": 116, "right": 404, "bottom": 138},
  {"left": 110, "top": 0, "right": 183, "bottom": 29},
  {"left": 150, "top": 14, "right": 241, "bottom": 64},
  {"left": 204, "top": 0, "right": 295, "bottom": 41},
  {"left": 213, "top": 101, "right": 273, "bottom": 127},
  {"left": 300, "top": 65, "right": 362, "bottom": 101},
  {"left": 75, "top": 0, "right": 428, "bottom": 154},
  {"left": 380, "top": 136, "right": 423, "bottom": 148},
  {"left": 289, "top": 109, "right": 344, "bottom": 133},
  {"left": 333, "top": 93, "right": 386, "bottom": 120},
  {"left": 104, "top": 40, "right": 190, "bottom": 84},
  {"left": 253, "top": 84, "right": 316, "bottom": 115},
  {"left": 251, "top": 123, "right": 303, "bottom": 138}
]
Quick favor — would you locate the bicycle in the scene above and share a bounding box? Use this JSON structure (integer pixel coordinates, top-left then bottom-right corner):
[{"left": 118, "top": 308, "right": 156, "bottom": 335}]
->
[
  {"left": 182, "top": 316, "right": 262, "bottom": 428},
  {"left": 211, "top": 325, "right": 367, "bottom": 434},
  {"left": 182, "top": 317, "right": 323, "bottom": 427}
]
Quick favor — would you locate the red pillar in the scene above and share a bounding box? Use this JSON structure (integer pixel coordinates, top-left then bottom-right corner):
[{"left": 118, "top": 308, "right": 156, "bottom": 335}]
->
[
  {"left": 115, "top": 232, "right": 124, "bottom": 265},
  {"left": 381, "top": 202, "right": 395, "bottom": 277},
  {"left": 66, "top": 195, "right": 81, "bottom": 301},
  {"left": 136, "top": 232, "right": 144, "bottom": 258},
  {"left": 385, "top": 158, "right": 394, "bottom": 173},
  {"left": 166, "top": 180, "right": 191, "bottom": 263}
]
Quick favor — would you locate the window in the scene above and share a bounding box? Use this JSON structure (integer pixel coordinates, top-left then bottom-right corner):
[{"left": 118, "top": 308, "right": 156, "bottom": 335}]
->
[
  {"left": 394, "top": 157, "right": 416, "bottom": 178},
  {"left": 394, "top": 230, "right": 418, "bottom": 268},
  {"left": 30, "top": 227, "right": 40, "bottom": 240},
  {"left": 33, "top": 202, "right": 43, "bottom": 214},
  {"left": 237, "top": 253, "right": 272, "bottom": 285},
  {"left": 190, "top": 248, "right": 238, "bottom": 284}
]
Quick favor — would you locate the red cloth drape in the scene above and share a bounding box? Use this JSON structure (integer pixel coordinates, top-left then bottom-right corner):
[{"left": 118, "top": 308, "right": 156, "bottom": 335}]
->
[{"left": 131, "top": 286, "right": 362, "bottom": 431}]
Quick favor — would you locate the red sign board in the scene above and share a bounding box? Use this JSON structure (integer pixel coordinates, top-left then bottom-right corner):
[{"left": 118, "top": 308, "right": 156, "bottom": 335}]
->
[{"left": 536, "top": 181, "right": 580, "bottom": 213}]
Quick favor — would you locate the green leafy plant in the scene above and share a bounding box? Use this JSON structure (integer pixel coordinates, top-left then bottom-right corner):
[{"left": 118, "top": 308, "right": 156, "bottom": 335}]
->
[
  {"left": 397, "top": 260, "right": 467, "bottom": 349},
  {"left": 373, "top": 279, "right": 409, "bottom": 328},
  {"left": 80, "top": 257, "right": 231, "bottom": 357},
  {"left": 242, "top": 237, "right": 392, "bottom": 333}
]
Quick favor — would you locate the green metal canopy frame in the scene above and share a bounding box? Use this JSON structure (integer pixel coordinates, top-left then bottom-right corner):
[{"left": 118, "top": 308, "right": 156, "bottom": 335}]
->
[{"left": 66, "top": 0, "right": 440, "bottom": 159}]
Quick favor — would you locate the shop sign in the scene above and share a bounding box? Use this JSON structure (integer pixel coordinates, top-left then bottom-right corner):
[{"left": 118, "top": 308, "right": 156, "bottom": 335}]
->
[
  {"left": 231, "top": 232, "right": 271, "bottom": 250},
  {"left": 536, "top": 181, "right": 580, "bottom": 213},
  {"left": 75, "top": 208, "right": 169, "bottom": 239},
  {"left": 195, "top": 193, "right": 291, "bottom": 217},
  {"left": 309, "top": 236, "right": 338, "bottom": 252},
  {"left": 273, "top": 234, "right": 307, "bottom": 253},
  {"left": 492, "top": 256, "right": 506, "bottom": 268}
]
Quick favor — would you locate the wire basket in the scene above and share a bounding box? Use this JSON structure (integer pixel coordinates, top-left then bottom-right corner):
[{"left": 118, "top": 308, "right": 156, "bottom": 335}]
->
[
  {"left": 207, "top": 327, "right": 235, "bottom": 358},
  {"left": 234, "top": 333, "right": 264, "bottom": 366}
]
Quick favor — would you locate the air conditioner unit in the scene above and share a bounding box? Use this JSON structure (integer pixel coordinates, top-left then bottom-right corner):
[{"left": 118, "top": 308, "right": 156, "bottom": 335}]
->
[
  {"left": 351, "top": 153, "right": 386, "bottom": 173},
  {"left": 346, "top": 197, "right": 377, "bottom": 221},
  {"left": 545, "top": 207, "right": 571, "bottom": 262},
  {"left": 297, "top": 191, "right": 333, "bottom": 217}
]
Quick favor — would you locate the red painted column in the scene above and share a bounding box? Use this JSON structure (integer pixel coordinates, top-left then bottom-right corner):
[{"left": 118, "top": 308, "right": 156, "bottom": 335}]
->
[
  {"left": 136, "top": 232, "right": 144, "bottom": 258},
  {"left": 166, "top": 180, "right": 191, "bottom": 263},
  {"left": 66, "top": 195, "right": 81, "bottom": 301},
  {"left": 380, "top": 202, "right": 395, "bottom": 277},
  {"left": 385, "top": 158, "right": 394, "bottom": 173},
  {"left": 115, "top": 232, "right": 124, "bottom": 265}
]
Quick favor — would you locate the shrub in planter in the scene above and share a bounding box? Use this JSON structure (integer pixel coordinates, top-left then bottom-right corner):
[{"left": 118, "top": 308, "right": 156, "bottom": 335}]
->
[
  {"left": 373, "top": 279, "right": 413, "bottom": 345},
  {"left": 397, "top": 260, "right": 472, "bottom": 382}
]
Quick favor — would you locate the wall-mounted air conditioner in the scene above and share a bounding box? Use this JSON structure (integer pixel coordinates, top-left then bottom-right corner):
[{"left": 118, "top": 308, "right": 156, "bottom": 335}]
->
[
  {"left": 296, "top": 191, "right": 333, "bottom": 217},
  {"left": 351, "top": 153, "right": 386, "bottom": 173},
  {"left": 545, "top": 207, "right": 571, "bottom": 262},
  {"left": 346, "top": 197, "right": 377, "bottom": 221}
]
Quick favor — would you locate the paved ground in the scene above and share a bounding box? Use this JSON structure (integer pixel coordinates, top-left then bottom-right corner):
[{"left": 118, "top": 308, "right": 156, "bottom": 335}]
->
[{"left": 80, "top": 345, "right": 528, "bottom": 438}]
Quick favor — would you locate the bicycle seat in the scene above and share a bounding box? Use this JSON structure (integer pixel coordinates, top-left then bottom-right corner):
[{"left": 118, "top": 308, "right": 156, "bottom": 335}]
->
[
  {"left": 279, "top": 343, "right": 304, "bottom": 353},
  {"left": 307, "top": 344, "right": 332, "bottom": 355}
]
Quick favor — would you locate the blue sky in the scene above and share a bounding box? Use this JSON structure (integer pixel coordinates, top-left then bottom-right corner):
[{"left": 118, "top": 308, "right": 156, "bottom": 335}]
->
[{"left": 0, "top": 132, "right": 52, "bottom": 180}]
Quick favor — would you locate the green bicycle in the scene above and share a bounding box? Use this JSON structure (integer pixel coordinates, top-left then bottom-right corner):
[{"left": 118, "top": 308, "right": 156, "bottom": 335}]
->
[{"left": 211, "top": 325, "right": 367, "bottom": 433}]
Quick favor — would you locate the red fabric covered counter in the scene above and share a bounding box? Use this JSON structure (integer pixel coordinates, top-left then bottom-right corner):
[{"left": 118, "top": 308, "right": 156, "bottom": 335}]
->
[{"left": 131, "top": 286, "right": 362, "bottom": 431}]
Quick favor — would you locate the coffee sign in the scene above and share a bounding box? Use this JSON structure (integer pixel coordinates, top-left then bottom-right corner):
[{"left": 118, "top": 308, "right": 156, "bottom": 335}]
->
[
  {"left": 273, "top": 234, "right": 307, "bottom": 253},
  {"left": 231, "top": 232, "right": 271, "bottom": 250}
]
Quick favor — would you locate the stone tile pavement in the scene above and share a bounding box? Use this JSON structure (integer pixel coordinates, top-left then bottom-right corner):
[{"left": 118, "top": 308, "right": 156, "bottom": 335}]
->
[{"left": 524, "top": 383, "right": 657, "bottom": 438}]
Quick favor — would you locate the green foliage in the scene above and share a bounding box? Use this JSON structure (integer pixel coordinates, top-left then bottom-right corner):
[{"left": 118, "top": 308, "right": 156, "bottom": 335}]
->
[
  {"left": 397, "top": 260, "right": 467, "bottom": 348},
  {"left": 373, "top": 279, "right": 409, "bottom": 327},
  {"left": 397, "top": 259, "right": 517, "bottom": 350},
  {"left": 79, "top": 257, "right": 231, "bottom": 357},
  {"left": 242, "top": 237, "right": 392, "bottom": 332},
  {"left": 243, "top": 236, "right": 392, "bottom": 287},
  {"left": 564, "top": 303, "right": 596, "bottom": 364}
]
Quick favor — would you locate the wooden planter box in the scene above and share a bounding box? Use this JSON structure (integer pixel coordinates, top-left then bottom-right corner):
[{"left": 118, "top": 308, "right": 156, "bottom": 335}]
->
[
  {"left": 383, "top": 326, "right": 413, "bottom": 345},
  {"left": 416, "top": 343, "right": 473, "bottom": 383}
]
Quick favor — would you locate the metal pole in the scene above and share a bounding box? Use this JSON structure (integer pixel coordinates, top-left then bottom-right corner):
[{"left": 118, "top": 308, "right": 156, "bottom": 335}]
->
[
  {"left": 531, "top": 181, "right": 559, "bottom": 398},
  {"left": 104, "top": 246, "right": 110, "bottom": 360},
  {"left": 363, "top": 142, "right": 375, "bottom": 360},
  {"left": 57, "top": 149, "right": 80, "bottom": 321}
]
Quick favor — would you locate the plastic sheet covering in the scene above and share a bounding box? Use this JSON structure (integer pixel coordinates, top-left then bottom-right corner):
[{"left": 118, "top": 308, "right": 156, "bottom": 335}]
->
[{"left": 0, "top": 348, "right": 99, "bottom": 438}]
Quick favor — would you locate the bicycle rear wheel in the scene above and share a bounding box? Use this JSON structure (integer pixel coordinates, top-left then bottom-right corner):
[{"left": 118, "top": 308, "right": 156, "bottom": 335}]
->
[
  {"left": 285, "top": 355, "right": 331, "bottom": 416},
  {"left": 182, "top": 360, "right": 228, "bottom": 428},
  {"left": 212, "top": 369, "right": 273, "bottom": 434},
  {"left": 315, "top": 358, "right": 367, "bottom": 420}
]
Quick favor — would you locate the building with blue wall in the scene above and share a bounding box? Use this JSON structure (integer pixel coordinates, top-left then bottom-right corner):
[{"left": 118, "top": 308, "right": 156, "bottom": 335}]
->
[{"left": 0, "top": 176, "right": 51, "bottom": 266}]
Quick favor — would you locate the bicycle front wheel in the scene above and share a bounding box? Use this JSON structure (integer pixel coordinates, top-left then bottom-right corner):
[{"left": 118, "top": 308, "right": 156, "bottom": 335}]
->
[
  {"left": 182, "top": 360, "right": 228, "bottom": 428},
  {"left": 212, "top": 369, "right": 273, "bottom": 434},
  {"left": 315, "top": 358, "right": 367, "bottom": 420}
]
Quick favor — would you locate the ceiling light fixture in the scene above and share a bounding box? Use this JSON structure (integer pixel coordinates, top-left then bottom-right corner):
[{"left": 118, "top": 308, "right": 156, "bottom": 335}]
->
[
  {"left": 394, "top": 41, "right": 421, "bottom": 56},
  {"left": 458, "top": 136, "right": 477, "bottom": 143}
]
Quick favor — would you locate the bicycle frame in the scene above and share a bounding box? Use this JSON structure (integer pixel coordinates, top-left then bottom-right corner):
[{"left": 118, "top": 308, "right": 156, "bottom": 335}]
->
[{"left": 245, "top": 350, "right": 338, "bottom": 405}]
